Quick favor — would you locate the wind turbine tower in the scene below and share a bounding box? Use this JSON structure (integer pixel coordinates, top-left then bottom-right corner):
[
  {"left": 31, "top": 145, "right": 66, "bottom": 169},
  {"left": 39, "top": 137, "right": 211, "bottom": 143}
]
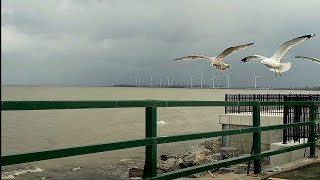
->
[
  {"left": 129, "top": 75, "right": 132, "bottom": 86},
  {"left": 252, "top": 72, "right": 261, "bottom": 89},
  {"left": 135, "top": 77, "right": 138, "bottom": 86},
  {"left": 211, "top": 73, "right": 216, "bottom": 88},
  {"left": 200, "top": 73, "right": 203, "bottom": 88},
  {"left": 189, "top": 74, "right": 193, "bottom": 88},
  {"left": 224, "top": 72, "right": 232, "bottom": 88}
]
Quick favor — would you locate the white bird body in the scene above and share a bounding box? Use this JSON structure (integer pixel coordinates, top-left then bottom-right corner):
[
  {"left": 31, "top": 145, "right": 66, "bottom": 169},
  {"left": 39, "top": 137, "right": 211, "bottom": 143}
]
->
[
  {"left": 261, "top": 58, "right": 281, "bottom": 68},
  {"left": 241, "top": 34, "right": 315, "bottom": 77}
]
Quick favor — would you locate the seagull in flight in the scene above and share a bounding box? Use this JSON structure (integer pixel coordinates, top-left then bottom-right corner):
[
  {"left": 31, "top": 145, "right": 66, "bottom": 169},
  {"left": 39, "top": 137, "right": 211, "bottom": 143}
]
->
[
  {"left": 174, "top": 43, "right": 254, "bottom": 72},
  {"left": 240, "top": 34, "right": 315, "bottom": 77},
  {"left": 294, "top": 56, "right": 320, "bottom": 64}
]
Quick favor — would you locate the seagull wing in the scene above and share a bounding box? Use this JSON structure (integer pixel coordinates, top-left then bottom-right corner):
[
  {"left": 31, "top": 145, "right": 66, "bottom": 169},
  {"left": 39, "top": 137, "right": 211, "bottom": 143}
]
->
[
  {"left": 240, "top": 55, "right": 267, "bottom": 63},
  {"left": 216, "top": 43, "right": 254, "bottom": 61},
  {"left": 294, "top": 56, "right": 320, "bottom": 64},
  {"left": 271, "top": 34, "right": 315, "bottom": 62},
  {"left": 173, "top": 55, "right": 211, "bottom": 61}
]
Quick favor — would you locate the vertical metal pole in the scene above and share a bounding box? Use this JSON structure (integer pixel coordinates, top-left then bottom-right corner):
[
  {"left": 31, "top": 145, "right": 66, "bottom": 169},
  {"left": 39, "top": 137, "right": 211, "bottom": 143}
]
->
[
  {"left": 253, "top": 105, "right": 261, "bottom": 174},
  {"left": 283, "top": 105, "right": 288, "bottom": 144},
  {"left": 225, "top": 95, "right": 227, "bottom": 114},
  {"left": 309, "top": 105, "right": 316, "bottom": 158},
  {"left": 143, "top": 106, "right": 157, "bottom": 178},
  {"left": 238, "top": 94, "right": 240, "bottom": 113}
]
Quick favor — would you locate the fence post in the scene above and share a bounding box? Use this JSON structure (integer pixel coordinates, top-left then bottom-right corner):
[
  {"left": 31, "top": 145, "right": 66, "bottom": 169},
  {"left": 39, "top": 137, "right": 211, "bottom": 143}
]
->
[
  {"left": 253, "top": 105, "right": 261, "bottom": 174},
  {"left": 309, "top": 104, "right": 316, "bottom": 158},
  {"left": 143, "top": 105, "right": 157, "bottom": 178}
]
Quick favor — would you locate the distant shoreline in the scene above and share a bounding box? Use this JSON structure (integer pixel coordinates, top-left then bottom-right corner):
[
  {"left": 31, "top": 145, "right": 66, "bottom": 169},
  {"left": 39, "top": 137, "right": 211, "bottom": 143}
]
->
[{"left": 2, "top": 85, "right": 320, "bottom": 91}]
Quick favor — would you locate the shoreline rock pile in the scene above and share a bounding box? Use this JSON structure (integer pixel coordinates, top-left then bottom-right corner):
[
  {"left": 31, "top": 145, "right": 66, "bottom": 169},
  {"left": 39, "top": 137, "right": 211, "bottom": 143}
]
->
[{"left": 129, "top": 138, "right": 270, "bottom": 178}]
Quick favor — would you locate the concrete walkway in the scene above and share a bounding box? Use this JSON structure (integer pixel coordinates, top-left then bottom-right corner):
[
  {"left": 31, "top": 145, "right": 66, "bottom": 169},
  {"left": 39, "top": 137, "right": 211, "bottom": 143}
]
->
[{"left": 266, "top": 162, "right": 320, "bottom": 180}]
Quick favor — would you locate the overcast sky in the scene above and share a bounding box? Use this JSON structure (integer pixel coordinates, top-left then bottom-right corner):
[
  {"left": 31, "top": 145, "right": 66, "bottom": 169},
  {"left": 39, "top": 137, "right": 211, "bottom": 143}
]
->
[{"left": 2, "top": 0, "right": 320, "bottom": 88}]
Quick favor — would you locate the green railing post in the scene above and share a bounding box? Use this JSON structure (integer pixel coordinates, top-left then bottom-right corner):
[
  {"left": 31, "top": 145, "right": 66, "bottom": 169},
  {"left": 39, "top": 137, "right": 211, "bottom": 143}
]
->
[
  {"left": 143, "top": 105, "right": 158, "bottom": 178},
  {"left": 253, "top": 105, "right": 261, "bottom": 174},
  {"left": 309, "top": 105, "right": 317, "bottom": 158}
]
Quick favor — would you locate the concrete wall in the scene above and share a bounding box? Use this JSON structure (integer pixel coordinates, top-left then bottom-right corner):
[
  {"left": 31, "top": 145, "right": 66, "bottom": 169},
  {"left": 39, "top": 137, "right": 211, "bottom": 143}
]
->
[
  {"left": 220, "top": 113, "right": 320, "bottom": 167},
  {"left": 220, "top": 114, "right": 283, "bottom": 154},
  {"left": 270, "top": 138, "right": 320, "bottom": 168}
]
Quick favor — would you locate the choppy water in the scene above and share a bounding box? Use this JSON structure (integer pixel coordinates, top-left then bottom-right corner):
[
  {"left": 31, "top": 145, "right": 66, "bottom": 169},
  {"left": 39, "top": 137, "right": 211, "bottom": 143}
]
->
[{"left": 1, "top": 86, "right": 319, "bottom": 171}]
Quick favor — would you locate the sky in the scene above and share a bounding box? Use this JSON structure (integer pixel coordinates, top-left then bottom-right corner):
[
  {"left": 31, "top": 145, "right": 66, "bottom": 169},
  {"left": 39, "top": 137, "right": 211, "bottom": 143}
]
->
[{"left": 1, "top": 0, "right": 320, "bottom": 88}]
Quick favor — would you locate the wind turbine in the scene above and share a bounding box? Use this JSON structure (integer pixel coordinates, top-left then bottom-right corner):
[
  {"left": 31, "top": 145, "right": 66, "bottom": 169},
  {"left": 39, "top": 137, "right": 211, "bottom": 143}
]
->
[
  {"left": 252, "top": 72, "right": 261, "bottom": 89},
  {"left": 224, "top": 72, "right": 232, "bottom": 88},
  {"left": 189, "top": 74, "right": 193, "bottom": 88},
  {"left": 135, "top": 76, "right": 138, "bottom": 86},
  {"left": 200, "top": 73, "right": 203, "bottom": 88},
  {"left": 211, "top": 73, "right": 216, "bottom": 88},
  {"left": 159, "top": 76, "right": 162, "bottom": 87},
  {"left": 150, "top": 75, "right": 153, "bottom": 87},
  {"left": 129, "top": 75, "right": 132, "bottom": 86},
  {"left": 167, "top": 76, "right": 170, "bottom": 87}
]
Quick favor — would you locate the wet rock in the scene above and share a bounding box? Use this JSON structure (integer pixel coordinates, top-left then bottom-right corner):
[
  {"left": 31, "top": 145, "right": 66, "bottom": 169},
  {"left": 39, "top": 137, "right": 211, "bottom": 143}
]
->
[
  {"left": 160, "top": 153, "right": 179, "bottom": 161},
  {"left": 180, "top": 145, "right": 213, "bottom": 166},
  {"left": 234, "top": 164, "right": 249, "bottom": 174},
  {"left": 193, "top": 153, "right": 214, "bottom": 165},
  {"left": 158, "top": 140, "right": 225, "bottom": 173},
  {"left": 218, "top": 167, "right": 233, "bottom": 174},
  {"left": 160, "top": 154, "right": 168, "bottom": 161},
  {"left": 218, "top": 147, "right": 239, "bottom": 158},
  {"left": 158, "top": 158, "right": 178, "bottom": 172},
  {"left": 211, "top": 153, "right": 222, "bottom": 161},
  {"left": 200, "top": 139, "right": 221, "bottom": 153},
  {"left": 129, "top": 168, "right": 144, "bottom": 177},
  {"left": 186, "top": 171, "right": 208, "bottom": 178}
]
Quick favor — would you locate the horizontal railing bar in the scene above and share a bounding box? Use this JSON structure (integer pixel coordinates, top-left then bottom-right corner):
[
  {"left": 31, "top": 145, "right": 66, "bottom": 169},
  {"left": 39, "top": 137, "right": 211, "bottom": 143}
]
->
[
  {"left": 147, "top": 154, "right": 258, "bottom": 180},
  {"left": 260, "top": 121, "right": 313, "bottom": 131},
  {"left": 2, "top": 100, "right": 319, "bottom": 111},
  {"left": 166, "top": 101, "right": 320, "bottom": 107},
  {"left": 156, "top": 128, "right": 260, "bottom": 144},
  {"left": 1, "top": 138, "right": 153, "bottom": 166},
  {"left": 1, "top": 101, "right": 155, "bottom": 111},
  {"left": 2, "top": 121, "right": 312, "bottom": 166},
  {"left": 260, "top": 142, "right": 313, "bottom": 158},
  {"left": 157, "top": 121, "right": 312, "bottom": 144}
]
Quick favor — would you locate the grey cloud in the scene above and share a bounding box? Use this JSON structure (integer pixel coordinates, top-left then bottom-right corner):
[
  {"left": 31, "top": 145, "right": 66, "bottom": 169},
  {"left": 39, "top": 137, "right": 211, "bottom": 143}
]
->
[{"left": 1, "top": 0, "right": 320, "bottom": 87}]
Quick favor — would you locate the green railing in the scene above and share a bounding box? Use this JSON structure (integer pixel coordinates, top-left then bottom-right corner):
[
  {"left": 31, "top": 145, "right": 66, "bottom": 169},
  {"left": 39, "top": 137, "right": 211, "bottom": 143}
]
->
[{"left": 1, "top": 100, "right": 320, "bottom": 179}]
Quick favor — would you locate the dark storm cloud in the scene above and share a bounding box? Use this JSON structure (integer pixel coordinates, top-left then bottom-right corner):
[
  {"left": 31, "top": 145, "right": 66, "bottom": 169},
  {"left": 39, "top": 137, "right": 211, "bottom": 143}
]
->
[{"left": 1, "top": 0, "right": 320, "bottom": 87}]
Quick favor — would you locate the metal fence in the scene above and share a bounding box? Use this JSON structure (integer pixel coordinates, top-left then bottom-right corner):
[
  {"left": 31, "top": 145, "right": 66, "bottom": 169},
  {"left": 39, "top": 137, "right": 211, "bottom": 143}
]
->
[
  {"left": 283, "top": 95, "right": 320, "bottom": 143},
  {"left": 225, "top": 94, "right": 320, "bottom": 115},
  {"left": 1, "top": 100, "right": 320, "bottom": 179},
  {"left": 225, "top": 94, "right": 284, "bottom": 115}
]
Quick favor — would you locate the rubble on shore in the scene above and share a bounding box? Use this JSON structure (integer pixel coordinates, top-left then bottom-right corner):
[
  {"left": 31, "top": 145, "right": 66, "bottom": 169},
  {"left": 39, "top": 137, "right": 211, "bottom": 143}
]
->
[{"left": 128, "top": 138, "right": 270, "bottom": 178}]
